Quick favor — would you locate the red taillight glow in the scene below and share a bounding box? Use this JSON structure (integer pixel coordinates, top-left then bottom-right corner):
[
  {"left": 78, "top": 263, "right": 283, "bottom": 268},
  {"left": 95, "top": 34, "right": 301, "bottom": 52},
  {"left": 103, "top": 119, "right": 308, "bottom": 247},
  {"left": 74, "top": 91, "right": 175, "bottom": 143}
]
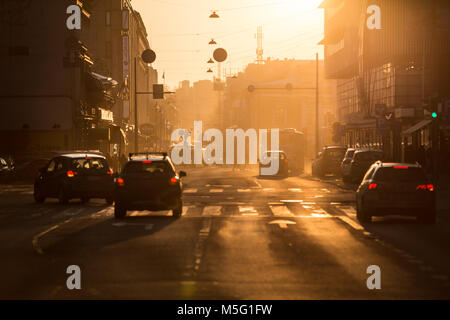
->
[
  {"left": 416, "top": 184, "right": 434, "bottom": 191},
  {"left": 369, "top": 183, "right": 377, "bottom": 190},
  {"left": 67, "top": 170, "right": 76, "bottom": 178},
  {"left": 107, "top": 169, "right": 114, "bottom": 175},
  {"left": 143, "top": 161, "right": 152, "bottom": 164},
  {"left": 284, "top": 159, "right": 288, "bottom": 163},
  {"left": 117, "top": 178, "right": 125, "bottom": 187},
  {"left": 170, "top": 176, "right": 179, "bottom": 186},
  {"left": 394, "top": 166, "right": 408, "bottom": 169}
]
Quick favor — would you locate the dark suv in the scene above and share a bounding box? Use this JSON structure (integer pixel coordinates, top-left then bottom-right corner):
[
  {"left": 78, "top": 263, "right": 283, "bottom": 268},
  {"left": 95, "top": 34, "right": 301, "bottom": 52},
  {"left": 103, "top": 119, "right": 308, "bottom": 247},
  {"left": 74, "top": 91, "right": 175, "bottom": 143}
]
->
[
  {"left": 312, "top": 146, "right": 347, "bottom": 177},
  {"left": 348, "top": 149, "right": 384, "bottom": 183},
  {"left": 34, "top": 152, "right": 115, "bottom": 204},
  {"left": 114, "top": 152, "right": 186, "bottom": 219}
]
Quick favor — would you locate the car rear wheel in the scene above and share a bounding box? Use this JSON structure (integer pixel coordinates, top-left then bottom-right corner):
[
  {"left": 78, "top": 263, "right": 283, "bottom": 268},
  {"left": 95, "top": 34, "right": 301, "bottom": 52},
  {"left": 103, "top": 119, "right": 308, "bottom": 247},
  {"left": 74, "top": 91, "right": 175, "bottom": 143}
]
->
[
  {"left": 172, "top": 198, "right": 183, "bottom": 218},
  {"left": 34, "top": 184, "right": 46, "bottom": 203},
  {"left": 114, "top": 202, "right": 127, "bottom": 219},
  {"left": 58, "top": 187, "right": 69, "bottom": 205},
  {"left": 357, "top": 198, "right": 372, "bottom": 223}
]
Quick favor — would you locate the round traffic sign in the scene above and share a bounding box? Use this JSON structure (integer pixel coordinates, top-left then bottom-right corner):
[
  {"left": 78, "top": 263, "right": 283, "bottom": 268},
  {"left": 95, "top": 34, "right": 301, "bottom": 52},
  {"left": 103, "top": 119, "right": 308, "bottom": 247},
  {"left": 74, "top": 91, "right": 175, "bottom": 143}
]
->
[
  {"left": 141, "top": 49, "right": 156, "bottom": 64},
  {"left": 213, "top": 48, "right": 227, "bottom": 62}
]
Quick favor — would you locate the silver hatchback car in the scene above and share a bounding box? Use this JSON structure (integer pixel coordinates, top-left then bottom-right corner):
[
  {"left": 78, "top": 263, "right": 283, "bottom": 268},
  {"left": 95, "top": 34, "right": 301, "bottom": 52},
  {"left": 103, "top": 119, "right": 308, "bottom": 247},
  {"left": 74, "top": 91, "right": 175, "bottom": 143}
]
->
[{"left": 356, "top": 162, "right": 435, "bottom": 224}]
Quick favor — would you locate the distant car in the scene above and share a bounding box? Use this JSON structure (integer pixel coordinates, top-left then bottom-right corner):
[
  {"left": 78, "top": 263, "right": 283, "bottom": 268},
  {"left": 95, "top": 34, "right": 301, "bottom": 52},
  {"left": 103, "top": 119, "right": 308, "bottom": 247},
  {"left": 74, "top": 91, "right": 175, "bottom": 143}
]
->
[
  {"left": 114, "top": 152, "right": 186, "bottom": 219},
  {"left": 312, "top": 146, "right": 346, "bottom": 177},
  {"left": 348, "top": 149, "right": 384, "bottom": 183},
  {"left": 33, "top": 152, "right": 115, "bottom": 204},
  {"left": 259, "top": 150, "right": 289, "bottom": 176},
  {"left": 356, "top": 162, "right": 435, "bottom": 224},
  {"left": 340, "top": 148, "right": 356, "bottom": 182}
]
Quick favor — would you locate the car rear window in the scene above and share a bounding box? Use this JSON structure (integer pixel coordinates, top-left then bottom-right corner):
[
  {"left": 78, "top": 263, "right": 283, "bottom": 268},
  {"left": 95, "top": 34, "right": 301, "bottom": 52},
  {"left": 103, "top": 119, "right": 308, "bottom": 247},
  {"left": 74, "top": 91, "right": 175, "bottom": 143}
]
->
[
  {"left": 354, "top": 152, "right": 383, "bottom": 161},
  {"left": 374, "top": 167, "right": 426, "bottom": 182},
  {"left": 326, "top": 149, "right": 346, "bottom": 159},
  {"left": 71, "top": 158, "right": 108, "bottom": 172},
  {"left": 123, "top": 161, "right": 173, "bottom": 175}
]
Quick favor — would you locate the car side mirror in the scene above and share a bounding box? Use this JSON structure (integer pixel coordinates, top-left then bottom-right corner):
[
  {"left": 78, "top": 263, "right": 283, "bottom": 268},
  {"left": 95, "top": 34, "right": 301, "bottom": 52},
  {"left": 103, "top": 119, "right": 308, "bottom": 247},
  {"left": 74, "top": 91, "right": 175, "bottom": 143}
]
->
[{"left": 179, "top": 171, "right": 187, "bottom": 178}]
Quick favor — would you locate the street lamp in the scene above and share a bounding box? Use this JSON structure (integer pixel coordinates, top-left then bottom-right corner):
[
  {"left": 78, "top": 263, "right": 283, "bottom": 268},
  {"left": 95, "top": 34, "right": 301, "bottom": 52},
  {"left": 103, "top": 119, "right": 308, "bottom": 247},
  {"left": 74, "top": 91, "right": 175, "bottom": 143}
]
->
[
  {"left": 209, "top": 39, "right": 217, "bottom": 45},
  {"left": 207, "top": 58, "right": 214, "bottom": 64}
]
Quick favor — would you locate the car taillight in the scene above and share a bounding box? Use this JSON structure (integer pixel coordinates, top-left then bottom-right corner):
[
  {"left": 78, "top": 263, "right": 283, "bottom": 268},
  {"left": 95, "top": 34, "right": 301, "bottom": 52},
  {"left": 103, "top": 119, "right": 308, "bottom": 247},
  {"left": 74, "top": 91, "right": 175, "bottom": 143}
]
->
[
  {"left": 369, "top": 183, "right": 377, "bottom": 190},
  {"left": 143, "top": 161, "right": 152, "bottom": 164},
  {"left": 417, "top": 184, "right": 434, "bottom": 191},
  {"left": 107, "top": 169, "right": 114, "bottom": 175},
  {"left": 170, "top": 176, "right": 179, "bottom": 186},
  {"left": 284, "top": 159, "right": 288, "bottom": 164},
  {"left": 394, "top": 166, "right": 408, "bottom": 169},
  {"left": 67, "top": 170, "right": 77, "bottom": 178},
  {"left": 117, "top": 178, "right": 125, "bottom": 187}
]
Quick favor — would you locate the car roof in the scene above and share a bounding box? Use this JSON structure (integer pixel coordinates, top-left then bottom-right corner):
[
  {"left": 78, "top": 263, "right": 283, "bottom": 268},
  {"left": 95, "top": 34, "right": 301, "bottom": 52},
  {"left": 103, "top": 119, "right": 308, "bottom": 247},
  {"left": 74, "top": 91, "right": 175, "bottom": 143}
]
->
[
  {"left": 129, "top": 156, "right": 167, "bottom": 162},
  {"left": 355, "top": 149, "right": 383, "bottom": 153},
  {"left": 374, "top": 162, "right": 421, "bottom": 168},
  {"left": 59, "top": 153, "right": 106, "bottom": 159},
  {"left": 324, "top": 146, "right": 346, "bottom": 150}
]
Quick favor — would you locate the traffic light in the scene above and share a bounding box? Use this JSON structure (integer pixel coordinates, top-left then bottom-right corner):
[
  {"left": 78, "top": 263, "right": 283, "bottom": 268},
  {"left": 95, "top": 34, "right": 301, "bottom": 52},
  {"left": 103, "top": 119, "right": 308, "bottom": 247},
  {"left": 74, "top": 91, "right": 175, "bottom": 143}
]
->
[
  {"left": 432, "top": 112, "right": 438, "bottom": 119},
  {"left": 153, "top": 84, "right": 164, "bottom": 99}
]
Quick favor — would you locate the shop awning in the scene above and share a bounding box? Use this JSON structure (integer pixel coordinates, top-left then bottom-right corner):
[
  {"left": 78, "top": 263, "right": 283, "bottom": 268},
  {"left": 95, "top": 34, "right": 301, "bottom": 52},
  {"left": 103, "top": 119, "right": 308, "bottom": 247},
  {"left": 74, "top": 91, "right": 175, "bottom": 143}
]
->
[{"left": 402, "top": 120, "right": 431, "bottom": 136}]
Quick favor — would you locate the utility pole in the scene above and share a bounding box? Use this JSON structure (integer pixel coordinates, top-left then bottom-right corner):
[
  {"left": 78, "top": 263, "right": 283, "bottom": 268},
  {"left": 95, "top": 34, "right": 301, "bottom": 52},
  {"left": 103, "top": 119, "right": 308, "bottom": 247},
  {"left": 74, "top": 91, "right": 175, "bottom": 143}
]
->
[
  {"left": 134, "top": 56, "right": 138, "bottom": 153},
  {"left": 315, "top": 52, "right": 320, "bottom": 155}
]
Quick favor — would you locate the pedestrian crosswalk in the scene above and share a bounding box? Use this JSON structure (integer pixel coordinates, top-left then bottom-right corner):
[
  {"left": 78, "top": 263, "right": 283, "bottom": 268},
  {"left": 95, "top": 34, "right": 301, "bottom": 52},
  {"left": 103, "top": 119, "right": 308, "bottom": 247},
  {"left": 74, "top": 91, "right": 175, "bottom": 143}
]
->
[
  {"left": 123, "top": 200, "right": 356, "bottom": 220},
  {"left": 182, "top": 187, "right": 344, "bottom": 195}
]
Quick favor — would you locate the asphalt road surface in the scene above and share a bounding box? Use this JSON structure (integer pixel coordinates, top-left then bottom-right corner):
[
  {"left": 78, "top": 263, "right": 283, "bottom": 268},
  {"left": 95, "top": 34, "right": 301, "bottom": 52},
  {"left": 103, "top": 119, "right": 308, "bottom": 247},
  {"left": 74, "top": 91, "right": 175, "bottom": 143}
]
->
[{"left": 1, "top": 167, "right": 450, "bottom": 299}]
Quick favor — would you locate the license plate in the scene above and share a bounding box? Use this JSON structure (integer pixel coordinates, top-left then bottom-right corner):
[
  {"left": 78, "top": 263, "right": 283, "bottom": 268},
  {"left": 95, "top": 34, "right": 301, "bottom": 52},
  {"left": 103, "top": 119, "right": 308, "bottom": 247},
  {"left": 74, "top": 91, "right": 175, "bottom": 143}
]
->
[{"left": 87, "top": 176, "right": 101, "bottom": 182}]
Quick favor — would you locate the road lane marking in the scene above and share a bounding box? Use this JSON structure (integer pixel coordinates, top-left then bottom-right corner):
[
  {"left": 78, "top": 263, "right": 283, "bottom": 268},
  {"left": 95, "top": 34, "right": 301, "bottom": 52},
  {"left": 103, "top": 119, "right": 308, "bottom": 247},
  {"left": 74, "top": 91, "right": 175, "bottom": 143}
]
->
[
  {"left": 288, "top": 188, "right": 303, "bottom": 192},
  {"left": 183, "top": 188, "right": 198, "bottom": 193},
  {"left": 32, "top": 218, "right": 74, "bottom": 255},
  {"left": 209, "top": 189, "right": 223, "bottom": 193},
  {"left": 237, "top": 189, "right": 251, "bottom": 192},
  {"left": 338, "top": 216, "right": 364, "bottom": 230},
  {"left": 337, "top": 206, "right": 357, "bottom": 217},
  {"left": 269, "top": 219, "right": 296, "bottom": 229},
  {"left": 190, "top": 219, "right": 211, "bottom": 276},
  {"left": 202, "top": 206, "right": 222, "bottom": 216},
  {"left": 269, "top": 205, "right": 294, "bottom": 217},
  {"left": 239, "top": 206, "right": 259, "bottom": 216},
  {"left": 263, "top": 188, "right": 275, "bottom": 192}
]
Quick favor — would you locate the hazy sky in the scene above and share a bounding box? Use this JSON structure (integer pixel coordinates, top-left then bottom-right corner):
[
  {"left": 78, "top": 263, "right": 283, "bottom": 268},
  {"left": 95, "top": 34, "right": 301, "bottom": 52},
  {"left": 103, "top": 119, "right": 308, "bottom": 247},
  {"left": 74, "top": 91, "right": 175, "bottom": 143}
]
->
[{"left": 132, "top": 0, "right": 324, "bottom": 89}]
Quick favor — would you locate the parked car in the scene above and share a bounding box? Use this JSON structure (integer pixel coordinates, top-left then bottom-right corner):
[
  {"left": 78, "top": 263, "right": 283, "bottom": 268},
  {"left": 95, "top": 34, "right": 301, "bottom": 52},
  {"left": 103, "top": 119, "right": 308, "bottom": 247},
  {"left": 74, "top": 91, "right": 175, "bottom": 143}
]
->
[
  {"left": 34, "top": 152, "right": 115, "bottom": 204},
  {"left": 114, "top": 152, "right": 186, "bottom": 219},
  {"left": 340, "top": 148, "right": 356, "bottom": 182},
  {"left": 356, "top": 162, "right": 435, "bottom": 224},
  {"left": 348, "top": 149, "right": 384, "bottom": 183},
  {"left": 312, "top": 146, "right": 346, "bottom": 177},
  {"left": 259, "top": 150, "right": 289, "bottom": 176},
  {"left": 15, "top": 158, "right": 50, "bottom": 181}
]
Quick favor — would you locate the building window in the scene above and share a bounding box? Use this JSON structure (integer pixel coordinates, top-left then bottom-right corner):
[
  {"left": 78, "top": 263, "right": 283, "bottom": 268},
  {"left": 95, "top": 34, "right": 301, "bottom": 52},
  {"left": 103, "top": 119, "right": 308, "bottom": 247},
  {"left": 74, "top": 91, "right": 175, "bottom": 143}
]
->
[{"left": 105, "top": 11, "right": 111, "bottom": 26}]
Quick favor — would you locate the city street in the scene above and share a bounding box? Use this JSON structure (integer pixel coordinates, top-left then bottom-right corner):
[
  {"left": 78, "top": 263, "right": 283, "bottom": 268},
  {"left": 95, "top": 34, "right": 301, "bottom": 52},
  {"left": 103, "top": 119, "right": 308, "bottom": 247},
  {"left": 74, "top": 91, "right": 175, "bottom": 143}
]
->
[{"left": 1, "top": 167, "right": 450, "bottom": 299}]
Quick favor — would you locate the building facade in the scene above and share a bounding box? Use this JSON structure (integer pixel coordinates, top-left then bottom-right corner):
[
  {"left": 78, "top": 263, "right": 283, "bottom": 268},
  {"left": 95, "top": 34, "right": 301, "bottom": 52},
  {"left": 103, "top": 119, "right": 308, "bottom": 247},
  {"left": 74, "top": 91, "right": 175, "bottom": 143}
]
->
[{"left": 320, "top": 0, "right": 450, "bottom": 166}]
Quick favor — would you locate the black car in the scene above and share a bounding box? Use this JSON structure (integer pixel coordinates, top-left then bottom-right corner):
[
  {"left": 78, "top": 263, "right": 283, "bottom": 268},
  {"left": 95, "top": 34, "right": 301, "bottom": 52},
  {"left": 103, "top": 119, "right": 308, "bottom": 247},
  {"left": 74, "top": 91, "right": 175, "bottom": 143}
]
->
[
  {"left": 34, "top": 152, "right": 115, "bottom": 204},
  {"left": 356, "top": 162, "right": 435, "bottom": 224},
  {"left": 312, "top": 146, "right": 347, "bottom": 177},
  {"left": 348, "top": 149, "right": 384, "bottom": 183},
  {"left": 114, "top": 152, "right": 186, "bottom": 219}
]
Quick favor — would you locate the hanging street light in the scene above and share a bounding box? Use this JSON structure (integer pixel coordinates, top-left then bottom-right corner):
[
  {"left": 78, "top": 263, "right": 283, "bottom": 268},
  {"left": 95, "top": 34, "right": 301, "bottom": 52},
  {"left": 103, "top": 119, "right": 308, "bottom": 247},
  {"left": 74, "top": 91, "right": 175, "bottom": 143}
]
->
[
  {"left": 209, "top": 11, "right": 219, "bottom": 18},
  {"left": 207, "top": 58, "right": 214, "bottom": 64},
  {"left": 209, "top": 39, "right": 217, "bottom": 45},
  {"left": 207, "top": 68, "right": 213, "bottom": 73}
]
